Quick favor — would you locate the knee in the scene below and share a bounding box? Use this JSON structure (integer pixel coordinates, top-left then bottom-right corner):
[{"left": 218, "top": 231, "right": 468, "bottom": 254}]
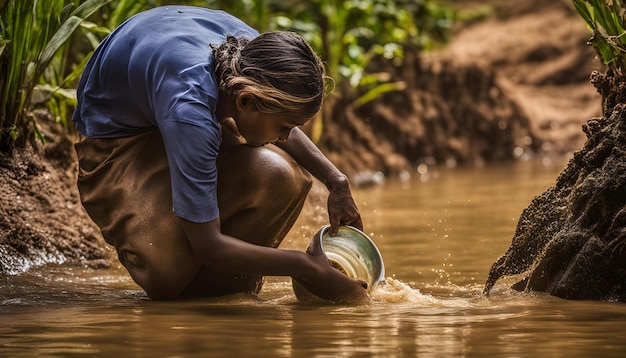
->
[
  {"left": 219, "top": 145, "right": 312, "bottom": 200},
  {"left": 256, "top": 146, "right": 312, "bottom": 196},
  {"left": 115, "top": 223, "right": 201, "bottom": 300},
  {"left": 119, "top": 251, "right": 199, "bottom": 300}
]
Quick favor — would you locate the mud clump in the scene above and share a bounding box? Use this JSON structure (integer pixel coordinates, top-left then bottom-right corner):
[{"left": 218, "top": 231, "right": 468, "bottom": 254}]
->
[{"left": 484, "top": 72, "right": 626, "bottom": 301}]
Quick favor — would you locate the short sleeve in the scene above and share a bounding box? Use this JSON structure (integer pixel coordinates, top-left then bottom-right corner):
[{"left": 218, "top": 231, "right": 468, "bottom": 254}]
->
[{"left": 159, "top": 114, "right": 221, "bottom": 223}]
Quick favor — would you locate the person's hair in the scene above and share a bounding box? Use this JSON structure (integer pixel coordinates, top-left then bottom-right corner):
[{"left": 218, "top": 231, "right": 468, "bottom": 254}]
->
[{"left": 211, "top": 31, "right": 326, "bottom": 119}]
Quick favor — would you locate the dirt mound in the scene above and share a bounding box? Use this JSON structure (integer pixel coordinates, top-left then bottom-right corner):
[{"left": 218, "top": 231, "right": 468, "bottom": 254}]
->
[
  {"left": 439, "top": 0, "right": 602, "bottom": 153},
  {"left": 321, "top": 53, "right": 538, "bottom": 179},
  {"left": 0, "top": 111, "right": 110, "bottom": 274},
  {"left": 484, "top": 73, "right": 626, "bottom": 301}
]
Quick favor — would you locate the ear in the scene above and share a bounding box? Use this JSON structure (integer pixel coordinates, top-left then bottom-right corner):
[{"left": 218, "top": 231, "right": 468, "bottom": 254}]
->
[{"left": 235, "top": 93, "right": 253, "bottom": 111}]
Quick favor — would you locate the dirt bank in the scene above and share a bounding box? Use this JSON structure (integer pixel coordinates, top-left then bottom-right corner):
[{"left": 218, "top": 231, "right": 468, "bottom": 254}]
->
[
  {"left": 323, "top": 0, "right": 602, "bottom": 181},
  {"left": 444, "top": 0, "right": 601, "bottom": 155},
  {"left": 0, "top": 111, "right": 110, "bottom": 274}
]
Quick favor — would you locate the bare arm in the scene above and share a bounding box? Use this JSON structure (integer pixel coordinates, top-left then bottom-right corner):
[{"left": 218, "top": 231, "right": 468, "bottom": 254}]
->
[
  {"left": 181, "top": 218, "right": 367, "bottom": 302},
  {"left": 276, "top": 127, "right": 363, "bottom": 235}
]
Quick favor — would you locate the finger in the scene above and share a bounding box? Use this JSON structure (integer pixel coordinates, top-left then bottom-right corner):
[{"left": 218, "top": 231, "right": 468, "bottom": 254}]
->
[
  {"left": 340, "top": 213, "right": 362, "bottom": 230},
  {"left": 307, "top": 228, "right": 324, "bottom": 255},
  {"left": 329, "top": 216, "right": 339, "bottom": 236},
  {"left": 350, "top": 216, "right": 364, "bottom": 231},
  {"left": 358, "top": 279, "right": 368, "bottom": 290}
]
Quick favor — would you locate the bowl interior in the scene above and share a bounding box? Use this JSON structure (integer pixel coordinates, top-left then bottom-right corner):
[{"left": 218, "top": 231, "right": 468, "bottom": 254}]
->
[{"left": 320, "top": 225, "right": 385, "bottom": 289}]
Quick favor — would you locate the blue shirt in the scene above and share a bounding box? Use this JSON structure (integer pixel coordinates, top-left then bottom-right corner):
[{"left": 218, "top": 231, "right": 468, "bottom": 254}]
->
[{"left": 73, "top": 6, "right": 259, "bottom": 223}]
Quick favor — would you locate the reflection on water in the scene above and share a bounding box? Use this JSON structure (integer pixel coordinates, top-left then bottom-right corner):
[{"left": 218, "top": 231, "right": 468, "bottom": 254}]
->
[{"left": 3, "top": 159, "right": 626, "bottom": 357}]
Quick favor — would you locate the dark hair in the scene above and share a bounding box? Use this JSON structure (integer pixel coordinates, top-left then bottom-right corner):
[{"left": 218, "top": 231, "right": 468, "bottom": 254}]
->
[{"left": 211, "top": 31, "right": 326, "bottom": 119}]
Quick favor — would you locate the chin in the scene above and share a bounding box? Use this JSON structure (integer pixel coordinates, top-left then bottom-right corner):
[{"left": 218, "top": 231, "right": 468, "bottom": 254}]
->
[{"left": 245, "top": 138, "right": 273, "bottom": 147}]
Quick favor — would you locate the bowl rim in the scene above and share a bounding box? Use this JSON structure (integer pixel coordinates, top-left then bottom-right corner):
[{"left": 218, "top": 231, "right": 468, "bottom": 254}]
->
[{"left": 318, "top": 224, "right": 385, "bottom": 286}]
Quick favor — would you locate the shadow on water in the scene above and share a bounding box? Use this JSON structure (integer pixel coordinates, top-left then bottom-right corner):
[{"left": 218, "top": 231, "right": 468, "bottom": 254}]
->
[{"left": 3, "top": 159, "right": 626, "bottom": 357}]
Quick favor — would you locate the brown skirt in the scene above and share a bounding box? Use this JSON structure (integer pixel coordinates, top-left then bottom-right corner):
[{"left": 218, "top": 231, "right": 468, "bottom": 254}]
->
[{"left": 75, "top": 130, "right": 178, "bottom": 247}]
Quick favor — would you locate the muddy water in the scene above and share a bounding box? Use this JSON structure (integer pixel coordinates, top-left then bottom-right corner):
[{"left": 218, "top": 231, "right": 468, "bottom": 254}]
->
[{"left": 3, "top": 158, "right": 626, "bottom": 357}]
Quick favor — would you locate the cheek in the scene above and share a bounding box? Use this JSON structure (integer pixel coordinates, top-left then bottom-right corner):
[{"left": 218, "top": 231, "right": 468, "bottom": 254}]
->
[{"left": 238, "top": 119, "right": 277, "bottom": 144}]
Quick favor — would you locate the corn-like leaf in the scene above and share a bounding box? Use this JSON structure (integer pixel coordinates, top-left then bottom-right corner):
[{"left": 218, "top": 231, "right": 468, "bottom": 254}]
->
[
  {"left": 573, "top": 0, "right": 626, "bottom": 70},
  {"left": 59, "top": 3, "right": 75, "bottom": 23},
  {"left": 573, "top": 0, "right": 595, "bottom": 29},
  {"left": 0, "top": 39, "right": 8, "bottom": 56},
  {"left": 1, "top": 0, "right": 112, "bottom": 149},
  {"left": 38, "top": 0, "right": 111, "bottom": 76},
  {"left": 80, "top": 21, "right": 111, "bottom": 35},
  {"left": 355, "top": 81, "right": 407, "bottom": 106},
  {"left": 37, "top": 16, "right": 82, "bottom": 75},
  {"left": 594, "top": 35, "right": 617, "bottom": 64},
  {"left": 71, "top": 0, "right": 111, "bottom": 18}
]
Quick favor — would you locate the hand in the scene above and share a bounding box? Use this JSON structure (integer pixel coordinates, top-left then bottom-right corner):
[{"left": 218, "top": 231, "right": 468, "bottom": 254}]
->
[
  {"left": 292, "top": 229, "right": 369, "bottom": 303},
  {"left": 327, "top": 177, "right": 363, "bottom": 236}
]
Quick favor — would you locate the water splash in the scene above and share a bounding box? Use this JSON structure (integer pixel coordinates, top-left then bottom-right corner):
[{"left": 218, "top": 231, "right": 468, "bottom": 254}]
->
[
  {"left": 369, "top": 277, "right": 492, "bottom": 309},
  {"left": 370, "top": 278, "right": 436, "bottom": 303},
  {"left": 0, "top": 246, "right": 67, "bottom": 275}
]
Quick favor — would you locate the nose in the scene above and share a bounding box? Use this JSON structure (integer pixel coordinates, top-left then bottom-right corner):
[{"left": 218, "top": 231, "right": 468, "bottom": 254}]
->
[{"left": 275, "top": 129, "right": 291, "bottom": 143}]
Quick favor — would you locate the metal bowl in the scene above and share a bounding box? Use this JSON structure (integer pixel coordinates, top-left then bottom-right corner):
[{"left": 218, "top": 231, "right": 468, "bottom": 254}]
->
[{"left": 313, "top": 225, "right": 385, "bottom": 290}]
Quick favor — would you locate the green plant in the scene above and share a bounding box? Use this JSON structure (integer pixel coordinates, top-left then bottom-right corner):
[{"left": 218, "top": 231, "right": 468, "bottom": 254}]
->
[
  {"left": 0, "top": 0, "right": 454, "bottom": 148},
  {"left": 573, "top": 0, "right": 626, "bottom": 75},
  {"left": 36, "top": 0, "right": 155, "bottom": 130},
  {"left": 203, "top": 0, "right": 270, "bottom": 29},
  {"left": 0, "top": 0, "right": 111, "bottom": 151},
  {"left": 264, "top": 0, "right": 453, "bottom": 140},
  {"left": 272, "top": 0, "right": 451, "bottom": 90}
]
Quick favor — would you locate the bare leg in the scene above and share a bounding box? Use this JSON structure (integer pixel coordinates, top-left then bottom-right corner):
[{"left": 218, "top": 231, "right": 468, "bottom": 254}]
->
[{"left": 181, "top": 144, "right": 312, "bottom": 297}]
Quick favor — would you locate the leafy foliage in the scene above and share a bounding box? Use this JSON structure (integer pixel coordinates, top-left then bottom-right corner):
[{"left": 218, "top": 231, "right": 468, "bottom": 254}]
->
[
  {"left": 573, "top": 0, "right": 626, "bottom": 76},
  {"left": 0, "top": 0, "right": 111, "bottom": 151},
  {"left": 36, "top": 0, "right": 158, "bottom": 130},
  {"left": 255, "top": 0, "right": 452, "bottom": 100},
  {"left": 202, "top": 0, "right": 454, "bottom": 139}
]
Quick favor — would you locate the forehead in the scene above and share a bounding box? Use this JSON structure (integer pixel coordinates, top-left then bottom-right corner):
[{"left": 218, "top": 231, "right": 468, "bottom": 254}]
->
[{"left": 274, "top": 113, "right": 312, "bottom": 126}]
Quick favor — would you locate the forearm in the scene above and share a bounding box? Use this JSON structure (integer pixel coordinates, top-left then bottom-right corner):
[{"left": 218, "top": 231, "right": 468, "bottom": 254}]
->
[
  {"left": 182, "top": 218, "right": 316, "bottom": 279},
  {"left": 276, "top": 127, "right": 349, "bottom": 192}
]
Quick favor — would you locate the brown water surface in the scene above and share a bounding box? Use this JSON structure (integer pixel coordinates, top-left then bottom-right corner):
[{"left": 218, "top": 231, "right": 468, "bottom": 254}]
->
[{"left": 3, "top": 158, "right": 626, "bottom": 357}]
